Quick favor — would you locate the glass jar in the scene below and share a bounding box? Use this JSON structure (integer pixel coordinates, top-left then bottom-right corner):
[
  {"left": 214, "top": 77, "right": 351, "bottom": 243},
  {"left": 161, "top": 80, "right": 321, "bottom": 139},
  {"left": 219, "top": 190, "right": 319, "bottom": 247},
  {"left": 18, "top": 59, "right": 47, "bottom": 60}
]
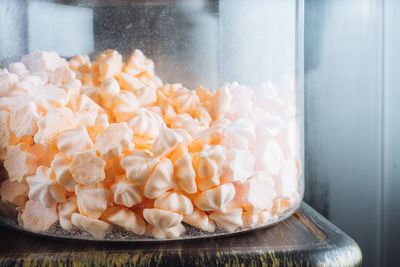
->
[{"left": 0, "top": 0, "right": 304, "bottom": 240}]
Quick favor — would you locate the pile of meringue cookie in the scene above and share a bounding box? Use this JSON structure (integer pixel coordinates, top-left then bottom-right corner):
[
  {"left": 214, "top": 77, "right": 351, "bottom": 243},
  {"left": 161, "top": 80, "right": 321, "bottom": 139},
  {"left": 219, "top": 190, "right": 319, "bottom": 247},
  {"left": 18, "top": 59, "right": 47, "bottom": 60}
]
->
[{"left": 0, "top": 49, "right": 301, "bottom": 239}]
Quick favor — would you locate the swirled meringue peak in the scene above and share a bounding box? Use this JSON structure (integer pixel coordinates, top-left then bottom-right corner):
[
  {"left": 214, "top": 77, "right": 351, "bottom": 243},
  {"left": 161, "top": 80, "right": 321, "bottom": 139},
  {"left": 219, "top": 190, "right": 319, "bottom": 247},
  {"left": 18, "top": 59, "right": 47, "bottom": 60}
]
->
[
  {"left": 56, "top": 125, "right": 94, "bottom": 158},
  {"left": 143, "top": 208, "right": 183, "bottom": 232},
  {"left": 128, "top": 108, "right": 163, "bottom": 139},
  {"left": 110, "top": 176, "right": 142, "bottom": 208},
  {"left": 120, "top": 150, "right": 159, "bottom": 185},
  {"left": 170, "top": 146, "right": 196, "bottom": 194},
  {"left": 143, "top": 158, "right": 176, "bottom": 199},
  {"left": 154, "top": 191, "right": 193, "bottom": 215},
  {"left": 152, "top": 123, "right": 192, "bottom": 157},
  {"left": 193, "top": 183, "right": 236, "bottom": 213},
  {"left": 102, "top": 206, "right": 146, "bottom": 235},
  {"left": 75, "top": 184, "right": 109, "bottom": 219}
]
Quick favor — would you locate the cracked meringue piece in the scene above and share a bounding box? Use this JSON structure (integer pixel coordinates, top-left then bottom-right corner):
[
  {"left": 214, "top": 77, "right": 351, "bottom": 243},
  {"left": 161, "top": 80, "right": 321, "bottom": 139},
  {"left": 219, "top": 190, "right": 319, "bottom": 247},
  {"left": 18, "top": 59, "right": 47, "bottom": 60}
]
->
[
  {"left": 183, "top": 209, "right": 215, "bottom": 232},
  {"left": 7, "top": 98, "right": 40, "bottom": 139},
  {"left": 34, "top": 108, "right": 76, "bottom": 148},
  {"left": 22, "top": 50, "right": 67, "bottom": 73},
  {"left": 154, "top": 191, "right": 193, "bottom": 215},
  {"left": 95, "top": 50, "right": 123, "bottom": 83},
  {"left": 152, "top": 223, "right": 186, "bottom": 239},
  {"left": 193, "top": 144, "right": 225, "bottom": 191},
  {"left": 56, "top": 125, "right": 94, "bottom": 158},
  {"left": 102, "top": 206, "right": 146, "bottom": 235},
  {"left": 26, "top": 166, "right": 67, "bottom": 208},
  {"left": 170, "top": 146, "right": 196, "bottom": 194},
  {"left": 110, "top": 176, "right": 142, "bottom": 208},
  {"left": 143, "top": 158, "right": 176, "bottom": 199},
  {"left": 4, "top": 143, "right": 37, "bottom": 183},
  {"left": 171, "top": 89, "right": 200, "bottom": 116},
  {"left": 0, "top": 179, "right": 28, "bottom": 207},
  {"left": 235, "top": 172, "right": 276, "bottom": 212},
  {"left": 143, "top": 208, "right": 183, "bottom": 231},
  {"left": 209, "top": 208, "right": 243, "bottom": 232},
  {"left": 69, "top": 54, "right": 91, "bottom": 72},
  {"left": 112, "top": 90, "right": 139, "bottom": 122},
  {"left": 223, "top": 148, "right": 255, "bottom": 184},
  {"left": 95, "top": 123, "right": 134, "bottom": 159},
  {"left": 75, "top": 184, "right": 109, "bottom": 219},
  {"left": 99, "top": 78, "right": 120, "bottom": 109},
  {"left": 120, "top": 150, "right": 159, "bottom": 185},
  {"left": 50, "top": 153, "right": 75, "bottom": 192},
  {"left": 70, "top": 149, "right": 106, "bottom": 186},
  {"left": 152, "top": 124, "right": 192, "bottom": 157},
  {"left": 128, "top": 108, "right": 163, "bottom": 139},
  {"left": 254, "top": 139, "right": 284, "bottom": 176},
  {"left": 193, "top": 183, "right": 236, "bottom": 213},
  {"left": 71, "top": 213, "right": 110, "bottom": 239},
  {"left": 20, "top": 200, "right": 58, "bottom": 233},
  {"left": 58, "top": 196, "right": 78, "bottom": 231}
]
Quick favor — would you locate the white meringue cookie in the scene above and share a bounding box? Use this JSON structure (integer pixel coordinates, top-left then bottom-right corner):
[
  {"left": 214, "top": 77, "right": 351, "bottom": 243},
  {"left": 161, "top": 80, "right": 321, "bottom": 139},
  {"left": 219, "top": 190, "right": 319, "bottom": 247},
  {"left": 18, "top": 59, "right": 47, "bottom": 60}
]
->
[
  {"left": 224, "top": 82, "right": 253, "bottom": 121},
  {"left": 124, "top": 49, "right": 155, "bottom": 77},
  {"left": 102, "top": 206, "right": 146, "bottom": 235},
  {"left": 170, "top": 146, "right": 197, "bottom": 194},
  {"left": 51, "top": 66, "right": 76, "bottom": 85},
  {"left": 223, "top": 148, "right": 255, "bottom": 184},
  {"left": 4, "top": 143, "right": 37, "bottom": 183},
  {"left": 171, "top": 89, "right": 200, "bottom": 116},
  {"left": 0, "top": 179, "right": 28, "bottom": 207},
  {"left": 110, "top": 176, "right": 142, "bottom": 208},
  {"left": 254, "top": 139, "right": 284, "bottom": 176},
  {"left": 209, "top": 85, "right": 232, "bottom": 120},
  {"left": 57, "top": 125, "right": 94, "bottom": 158},
  {"left": 194, "top": 106, "right": 212, "bottom": 126},
  {"left": 154, "top": 191, "right": 193, "bottom": 215},
  {"left": 275, "top": 118, "right": 300, "bottom": 159},
  {"left": 118, "top": 72, "right": 145, "bottom": 92},
  {"left": 223, "top": 119, "right": 256, "bottom": 150},
  {"left": 235, "top": 172, "right": 275, "bottom": 212},
  {"left": 26, "top": 166, "right": 66, "bottom": 208},
  {"left": 22, "top": 50, "right": 67, "bottom": 73},
  {"left": 58, "top": 196, "right": 78, "bottom": 231},
  {"left": 152, "top": 224, "right": 186, "bottom": 239},
  {"left": 170, "top": 113, "right": 207, "bottom": 136},
  {"left": 34, "top": 108, "right": 77, "bottom": 148},
  {"left": 188, "top": 127, "right": 224, "bottom": 152},
  {"left": 20, "top": 200, "right": 58, "bottom": 233},
  {"left": 196, "top": 86, "right": 215, "bottom": 103},
  {"left": 152, "top": 124, "right": 192, "bottom": 156},
  {"left": 193, "top": 183, "right": 236, "bottom": 213},
  {"left": 70, "top": 149, "right": 106, "bottom": 186},
  {"left": 71, "top": 213, "right": 110, "bottom": 239},
  {"left": 0, "top": 71, "right": 18, "bottom": 97},
  {"left": 8, "top": 62, "right": 29, "bottom": 79},
  {"left": 95, "top": 122, "right": 134, "bottom": 159},
  {"left": 75, "top": 184, "right": 109, "bottom": 219},
  {"left": 60, "top": 79, "right": 81, "bottom": 99},
  {"left": 193, "top": 144, "right": 225, "bottom": 191},
  {"left": 128, "top": 108, "right": 163, "bottom": 139},
  {"left": 137, "top": 72, "right": 162, "bottom": 91},
  {"left": 274, "top": 159, "right": 301, "bottom": 199},
  {"left": 143, "top": 208, "right": 183, "bottom": 231},
  {"left": 6, "top": 97, "right": 40, "bottom": 139},
  {"left": 50, "top": 153, "right": 76, "bottom": 192},
  {"left": 209, "top": 208, "right": 243, "bottom": 232},
  {"left": 143, "top": 158, "right": 176, "bottom": 199},
  {"left": 120, "top": 150, "right": 159, "bottom": 184},
  {"left": 183, "top": 209, "right": 215, "bottom": 232},
  {"left": 69, "top": 54, "right": 91, "bottom": 71},
  {"left": 95, "top": 50, "right": 123, "bottom": 83},
  {"left": 69, "top": 95, "right": 103, "bottom": 127},
  {"left": 112, "top": 90, "right": 139, "bottom": 122},
  {"left": 99, "top": 78, "right": 120, "bottom": 109},
  {"left": 30, "top": 84, "right": 70, "bottom": 111},
  {"left": 134, "top": 86, "right": 157, "bottom": 107}
]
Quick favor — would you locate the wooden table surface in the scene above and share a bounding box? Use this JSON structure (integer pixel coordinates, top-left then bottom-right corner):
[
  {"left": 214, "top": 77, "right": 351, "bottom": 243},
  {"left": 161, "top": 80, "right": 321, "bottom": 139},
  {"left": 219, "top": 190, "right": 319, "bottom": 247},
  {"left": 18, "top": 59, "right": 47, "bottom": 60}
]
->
[{"left": 0, "top": 202, "right": 362, "bottom": 266}]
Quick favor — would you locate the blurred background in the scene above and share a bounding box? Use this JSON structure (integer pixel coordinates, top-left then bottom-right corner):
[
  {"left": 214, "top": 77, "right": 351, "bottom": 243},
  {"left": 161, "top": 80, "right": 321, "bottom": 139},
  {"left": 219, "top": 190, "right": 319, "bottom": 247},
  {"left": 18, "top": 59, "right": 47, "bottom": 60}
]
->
[{"left": 0, "top": 0, "right": 399, "bottom": 266}]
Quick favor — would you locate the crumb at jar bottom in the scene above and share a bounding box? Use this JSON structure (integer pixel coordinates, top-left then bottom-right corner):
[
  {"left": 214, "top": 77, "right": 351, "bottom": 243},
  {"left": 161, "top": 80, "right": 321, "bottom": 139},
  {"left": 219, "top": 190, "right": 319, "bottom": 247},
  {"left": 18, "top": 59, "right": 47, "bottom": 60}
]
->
[{"left": 0, "top": 49, "right": 302, "bottom": 240}]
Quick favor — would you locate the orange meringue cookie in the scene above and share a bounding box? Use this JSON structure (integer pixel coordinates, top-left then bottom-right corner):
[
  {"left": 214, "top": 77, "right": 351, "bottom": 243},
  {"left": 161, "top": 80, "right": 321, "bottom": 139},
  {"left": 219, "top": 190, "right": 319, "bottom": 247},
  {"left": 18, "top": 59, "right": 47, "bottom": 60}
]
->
[
  {"left": 274, "top": 159, "right": 301, "bottom": 200},
  {"left": 26, "top": 166, "right": 67, "bottom": 208},
  {"left": 143, "top": 208, "right": 183, "bottom": 231},
  {"left": 209, "top": 208, "right": 243, "bottom": 232},
  {"left": 192, "top": 144, "right": 225, "bottom": 191},
  {"left": 75, "top": 184, "right": 109, "bottom": 219},
  {"left": 222, "top": 148, "right": 255, "bottom": 184},
  {"left": 183, "top": 209, "right": 215, "bottom": 232},
  {"left": 4, "top": 143, "right": 37, "bottom": 182},
  {"left": 69, "top": 95, "right": 103, "bottom": 127},
  {"left": 188, "top": 127, "right": 224, "bottom": 152},
  {"left": 193, "top": 183, "right": 236, "bottom": 213},
  {"left": 171, "top": 89, "right": 200, "bottom": 116},
  {"left": 120, "top": 150, "right": 159, "bottom": 185},
  {"left": 110, "top": 176, "right": 142, "bottom": 208},
  {"left": 20, "top": 200, "right": 58, "bottom": 233},
  {"left": 95, "top": 122, "right": 134, "bottom": 159},
  {"left": 58, "top": 196, "right": 78, "bottom": 231},
  {"left": 50, "top": 153, "right": 76, "bottom": 192},
  {"left": 143, "top": 158, "right": 176, "bottom": 199},
  {"left": 152, "top": 124, "right": 192, "bottom": 157},
  {"left": 124, "top": 49, "right": 155, "bottom": 77},
  {"left": 70, "top": 149, "right": 106, "bottom": 186},
  {"left": 111, "top": 90, "right": 139, "bottom": 122},
  {"left": 196, "top": 85, "right": 215, "bottom": 103},
  {"left": 128, "top": 108, "right": 163, "bottom": 139},
  {"left": 51, "top": 66, "right": 76, "bottom": 85},
  {"left": 209, "top": 85, "right": 232, "bottom": 120},
  {"left": 0, "top": 179, "right": 28, "bottom": 207},
  {"left": 0, "top": 71, "right": 18, "bottom": 97},
  {"left": 56, "top": 125, "right": 94, "bottom": 158},
  {"left": 99, "top": 78, "right": 121, "bottom": 109},
  {"left": 253, "top": 139, "right": 284, "bottom": 176},
  {"left": 0, "top": 110, "right": 10, "bottom": 158},
  {"left": 95, "top": 50, "right": 123, "bottom": 83},
  {"left": 151, "top": 223, "right": 186, "bottom": 239},
  {"left": 117, "top": 72, "right": 145, "bottom": 92},
  {"left": 21, "top": 50, "right": 67, "bottom": 73},
  {"left": 154, "top": 191, "right": 193, "bottom": 215},
  {"left": 170, "top": 146, "right": 196, "bottom": 194},
  {"left": 30, "top": 84, "right": 70, "bottom": 111},
  {"left": 194, "top": 106, "right": 212, "bottom": 126},
  {"left": 71, "top": 213, "right": 110, "bottom": 239},
  {"left": 242, "top": 210, "right": 273, "bottom": 229},
  {"left": 7, "top": 97, "right": 40, "bottom": 139},
  {"left": 69, "top": 54, "right": 92, "bottom": 72},
  {"left": 8, "top": 62, "right": 29, "bottom": 80},
  {"left": 223, "top": 119, "right": 256, "bottom": 150},
  {"left": 170, "top": 113, "right": 207, "bottom": 136},
  {"left": 102, "top": 206, "right": 146, "bottom": 235}
]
